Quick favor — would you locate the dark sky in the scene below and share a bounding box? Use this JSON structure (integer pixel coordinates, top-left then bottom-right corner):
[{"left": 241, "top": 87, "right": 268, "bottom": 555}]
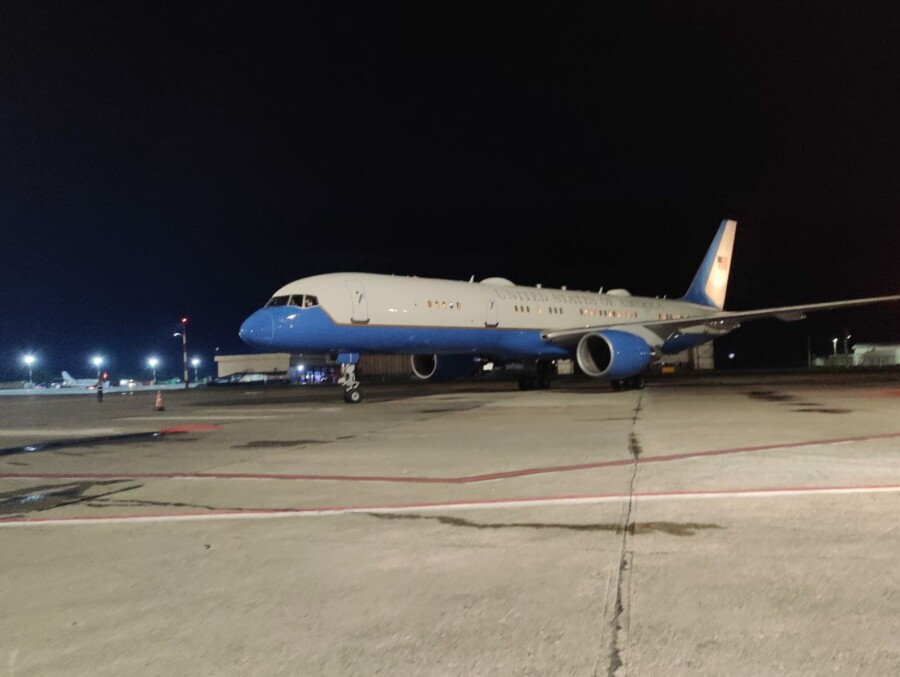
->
[{"left": 2, "top": 2, "right": 898, "bottom": 380}]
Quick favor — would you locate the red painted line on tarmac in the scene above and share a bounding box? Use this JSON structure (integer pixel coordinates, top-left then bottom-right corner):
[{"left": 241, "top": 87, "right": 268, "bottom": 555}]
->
[
  {"left": 2, "top": 430, "right": 899, "bottom": 485},
  {"left": 161, "top": 424, "right": 221, "bottom": 433},
  {"left": 2, "top": 483, "right": 900, "bottom": 527}
]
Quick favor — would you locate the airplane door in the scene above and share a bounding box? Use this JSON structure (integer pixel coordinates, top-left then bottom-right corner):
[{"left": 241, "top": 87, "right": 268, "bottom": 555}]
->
[
  {"left": 347, "top": 280, "right": 369, "bottom": 324},
  {"left": 483, "top": 291, "right": 499, "bottom": 327}
]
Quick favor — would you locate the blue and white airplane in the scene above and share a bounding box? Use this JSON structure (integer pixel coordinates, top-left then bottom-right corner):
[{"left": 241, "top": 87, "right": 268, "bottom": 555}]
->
[{"left": 240, "top": 220, "right": 899, "bottom": 403}]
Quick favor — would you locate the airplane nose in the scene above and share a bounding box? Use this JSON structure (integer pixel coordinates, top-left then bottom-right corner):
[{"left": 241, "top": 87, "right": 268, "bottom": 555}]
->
[{"left": 239, "top": 310, "right": 275, "bottom": 347}]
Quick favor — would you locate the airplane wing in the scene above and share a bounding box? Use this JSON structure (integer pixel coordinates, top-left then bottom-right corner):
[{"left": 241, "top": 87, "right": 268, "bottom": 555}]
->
[{"left": 541, "top": 294, "right": 900, "bottom": 344}]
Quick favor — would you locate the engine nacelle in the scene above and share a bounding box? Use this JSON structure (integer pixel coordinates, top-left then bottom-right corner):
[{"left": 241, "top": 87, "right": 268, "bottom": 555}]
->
[
  {"left": 410, "top": 354, "right": 477, "bottom": 381},
  {"left": 575, "top": 330, "right": 654, "bottom": 380}
]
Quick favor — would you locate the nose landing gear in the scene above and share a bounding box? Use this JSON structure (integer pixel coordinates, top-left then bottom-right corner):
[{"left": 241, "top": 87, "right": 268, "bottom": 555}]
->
[{"left": 338, "top": 363, "right": 363, "bottom": 404}]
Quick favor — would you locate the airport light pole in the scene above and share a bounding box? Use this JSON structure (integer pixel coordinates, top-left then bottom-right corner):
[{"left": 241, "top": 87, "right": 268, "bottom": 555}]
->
[
  {"left": 174, "top": 317, "right": 188, "bottom": 390},
  {"left": 23, "top": 354, "right": 36, "bottom": 385},
  {"left": 92, "top": 355, "right": 103, "bottom": 379},
  {"left": 191, "top": 357, "right": 200, "bottom": 383},
  {"left": 148, "top": 357, "right": 159, "bottom": 385}
]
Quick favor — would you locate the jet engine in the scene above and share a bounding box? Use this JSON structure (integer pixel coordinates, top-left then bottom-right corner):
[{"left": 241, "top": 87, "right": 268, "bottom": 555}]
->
[
  {"left": 411, "top": 354, "right": 477, "bottom": 381},
  {"left": 575, "top": 330, "right": 655, "bottom": 380}
]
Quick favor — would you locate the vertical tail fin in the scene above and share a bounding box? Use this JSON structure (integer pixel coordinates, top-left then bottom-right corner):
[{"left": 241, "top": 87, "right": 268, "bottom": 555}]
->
[{"left": 681, "top": 219, "right": 736, "bottom": 310}]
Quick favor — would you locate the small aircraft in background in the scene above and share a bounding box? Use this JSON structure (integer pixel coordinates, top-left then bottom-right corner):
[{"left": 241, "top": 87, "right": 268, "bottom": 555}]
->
[{"left": 240, "top": 219, "right": 900, "bottom": 403}]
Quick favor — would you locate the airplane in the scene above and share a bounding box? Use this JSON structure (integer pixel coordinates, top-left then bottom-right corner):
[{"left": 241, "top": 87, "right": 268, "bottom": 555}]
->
[
  {"left": 60, "top": 371, "right": 110, "bottom": 389},
  {"left": 239, "top": 220, "right": 900, "bottom": 403}
]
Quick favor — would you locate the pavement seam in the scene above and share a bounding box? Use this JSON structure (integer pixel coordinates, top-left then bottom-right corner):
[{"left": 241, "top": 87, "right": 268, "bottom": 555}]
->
[{"left": 605, "top": 389, "right": 644, "bottom": 677}]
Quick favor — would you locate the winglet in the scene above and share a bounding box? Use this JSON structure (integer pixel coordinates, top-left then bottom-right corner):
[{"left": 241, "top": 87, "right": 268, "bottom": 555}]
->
[{"left": 681, "top": 219, "right": 737, "bottom": 309}]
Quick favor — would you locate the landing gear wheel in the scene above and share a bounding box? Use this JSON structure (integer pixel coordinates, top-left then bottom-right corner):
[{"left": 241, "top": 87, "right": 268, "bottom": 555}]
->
[
  {"left": 518, "top": 373, "right": 533, "bottom": 391},
  {"left": 611, "top": 379, "right": 624, "bottom": 391},
  {"left": 631, "top": 375, "right": 646, "bottom": 390},
  {"left": 338, "top": 363, "right": 363, "bottom": 404}
]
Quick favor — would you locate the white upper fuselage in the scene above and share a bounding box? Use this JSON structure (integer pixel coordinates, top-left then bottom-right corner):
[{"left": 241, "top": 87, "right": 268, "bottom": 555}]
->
[
  {"left": 236, "top": 272, "right": 719, "bottom": 360},
  {"left": 270, "top": 273, "right": 708, "bottom": 333}
]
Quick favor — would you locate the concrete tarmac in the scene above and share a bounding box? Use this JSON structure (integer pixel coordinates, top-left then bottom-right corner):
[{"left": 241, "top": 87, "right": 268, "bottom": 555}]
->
[{"left": 1, "top": 372, "right": 899, "bottom": 675}]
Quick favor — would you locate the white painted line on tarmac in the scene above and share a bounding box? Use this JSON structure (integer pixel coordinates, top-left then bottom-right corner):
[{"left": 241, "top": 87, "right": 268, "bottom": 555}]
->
[{"left": 2, "top": 484, "right": 899, "bottom": 528}]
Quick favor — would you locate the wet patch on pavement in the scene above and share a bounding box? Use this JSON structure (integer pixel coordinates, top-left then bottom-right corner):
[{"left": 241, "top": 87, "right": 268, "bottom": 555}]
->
[
  {"left": 748, "top": 391, "right": 853, "bottom": 415},
  {"left": 368, "top": 512, "right": 721, "bottom": 536},
  {"left": 0, "top": 480, "right": 136, "bottom": 517},
  {"left": 791, "top": 407, "right": 852, "bottom": 414},
  {"left": 629, "top": 433, "right": 643, "bottom": 459},
  {"left": 574, "top": 416, "right": 635, "bottom": 422},
  {"left": 0, "top": 431, "right": 197, "bottom": 458},
  {"left": 747, "top": 391, "right": 795, "bottom": 402},
  {"left": 232, "top": 439, "right": 328, "bottom": 449},
  {"left": 89, "top": 497, "right": 250, "bottom": 512},
  {"left": 416, "top": 404, "right": 484, "bottom": 415}
]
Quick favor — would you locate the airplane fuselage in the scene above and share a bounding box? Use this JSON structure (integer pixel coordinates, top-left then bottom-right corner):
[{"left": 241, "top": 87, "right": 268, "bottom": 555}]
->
[{"left": 239, "top": 273, "right": 719, "bottom": 359}]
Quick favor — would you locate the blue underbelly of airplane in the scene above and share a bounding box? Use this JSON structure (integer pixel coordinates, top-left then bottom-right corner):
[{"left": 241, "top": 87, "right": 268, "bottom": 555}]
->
[{"left": 240, "top": 307, "right": 571, "bottom": 359}]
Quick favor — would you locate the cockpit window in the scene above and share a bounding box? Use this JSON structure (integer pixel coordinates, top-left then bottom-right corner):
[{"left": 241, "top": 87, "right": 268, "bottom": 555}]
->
[
  {"left": 267, "top": 294, "right": 319, "bottom": 308},
  {"left": 287, "top": 294, "right": 318, "bottom": 308}
]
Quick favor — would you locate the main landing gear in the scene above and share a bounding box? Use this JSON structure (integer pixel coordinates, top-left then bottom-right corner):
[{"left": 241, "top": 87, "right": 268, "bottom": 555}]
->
[
  {"left": 518, "top": 360, "right": 552, "bottom": 391},
  {"left": 611, "top": 374, "right": 645, "bottom": 391},
  {"left": 338, "top": 363, "right": 363, "bottom": 404}
]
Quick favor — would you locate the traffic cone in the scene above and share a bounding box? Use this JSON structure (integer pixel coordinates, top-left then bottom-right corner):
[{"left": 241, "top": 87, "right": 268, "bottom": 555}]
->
[{"left": 154, "top": 390, "right": 165, "bottom": 412}]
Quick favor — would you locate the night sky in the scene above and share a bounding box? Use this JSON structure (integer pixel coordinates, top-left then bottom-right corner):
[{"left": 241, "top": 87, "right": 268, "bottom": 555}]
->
[{"left": 2, "top": 3, "right": 898, "bottom": 381}]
